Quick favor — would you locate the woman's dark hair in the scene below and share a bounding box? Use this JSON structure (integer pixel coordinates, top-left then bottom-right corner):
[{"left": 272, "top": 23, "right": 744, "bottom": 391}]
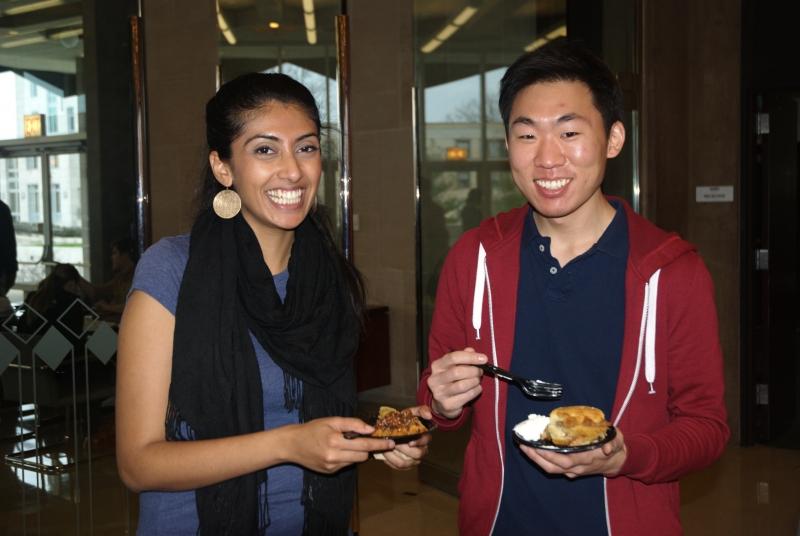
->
[
  {"left": 499, "top": 38, "right": 624, "bottom": 135},
  {"left": 195, "top": 72, "right": 365, "bottom": 321}
]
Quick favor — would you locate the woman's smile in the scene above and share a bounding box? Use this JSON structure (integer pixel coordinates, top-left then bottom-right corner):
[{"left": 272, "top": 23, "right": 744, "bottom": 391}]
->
[{"left": 266, "top": 187, "right": 305, "bottom": 208}]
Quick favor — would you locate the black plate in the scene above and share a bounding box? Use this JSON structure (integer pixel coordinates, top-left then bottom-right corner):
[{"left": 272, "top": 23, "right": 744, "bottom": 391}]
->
[
  {"left": 513, "top": 425, "right": 616, "bottom": 453},
  {"left": 343, "top": 418, "right": 436, "bottom": 444}
]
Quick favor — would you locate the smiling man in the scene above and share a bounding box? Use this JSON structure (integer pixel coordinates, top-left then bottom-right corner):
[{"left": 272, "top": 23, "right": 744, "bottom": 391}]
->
[{"left": 417, "top": 39, "right": 730, "bottom": 535}]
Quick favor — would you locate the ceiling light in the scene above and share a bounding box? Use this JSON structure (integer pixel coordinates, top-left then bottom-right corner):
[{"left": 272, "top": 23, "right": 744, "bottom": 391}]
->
[
  {"left": 452, "top": 6, "right": 477, "bottom": 26},
  {"left": 1, "top": 35, "right": 47, "bottom": 48},
  {"left": 4, "top": 0, "right": 64, "bottom": 16},
  {"left": 546, "top": 25, "right": 567, "bottom": 40},
  {"left": 523, "top": 24, "right": 567, "bottom": 52},
  {"left": 523, "top": 37, "right": 548, "bottom": 53},
  {"left": 421, "top": 4, "right": 478, "bottom": 54},
  {"left": 216, "top": 0, "right": 236, "bottom": 46},
  {"left": 302, "top": 0, "right": 317, "bottom": 45},
  {"left": 436, "top": 24, "right": 459, "bottom": 42},
  {"left": 420, "top": 38, "right": 442, "bottom": 54},
  {"left": 268, "top": 21, "right": 280, "bottom": 29},
  {"left": 48, "top": 27, "right": 82, "bottom": 40}
]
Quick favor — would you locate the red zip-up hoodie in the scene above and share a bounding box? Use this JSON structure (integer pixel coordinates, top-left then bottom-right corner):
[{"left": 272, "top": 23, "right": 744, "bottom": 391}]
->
[{"left": 417, "top": 199, "right": 730, "bottom": 535}]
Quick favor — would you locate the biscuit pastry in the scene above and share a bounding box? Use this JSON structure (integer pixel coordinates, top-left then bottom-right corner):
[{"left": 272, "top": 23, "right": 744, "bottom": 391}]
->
[{"left": 542, "top": 405, "right": 610, "bottom": 446}]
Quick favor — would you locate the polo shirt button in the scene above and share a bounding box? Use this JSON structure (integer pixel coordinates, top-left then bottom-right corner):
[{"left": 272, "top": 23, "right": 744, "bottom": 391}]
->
[
  {"left": 549, "top": 266, "right": 557, "bottom": 275},
  {"left": 538, "top": 244, "right": 545, "bottom": 252}
]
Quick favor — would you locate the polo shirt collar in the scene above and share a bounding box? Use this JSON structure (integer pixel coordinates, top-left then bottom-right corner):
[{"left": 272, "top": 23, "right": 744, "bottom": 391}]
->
[{"left": 523, "top": 199, "right": 628, "bottom": 259}]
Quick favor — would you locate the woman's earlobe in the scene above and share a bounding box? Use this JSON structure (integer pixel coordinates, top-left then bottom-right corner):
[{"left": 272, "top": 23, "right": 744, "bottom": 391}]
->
[{"left": 209, "top": 151, "right": 233, "bottom": 187}]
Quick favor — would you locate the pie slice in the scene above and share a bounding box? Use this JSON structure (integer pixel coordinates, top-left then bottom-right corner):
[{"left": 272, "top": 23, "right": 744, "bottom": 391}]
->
[{"left": 371, "top": 406, "right": 428, "bottom": 437}]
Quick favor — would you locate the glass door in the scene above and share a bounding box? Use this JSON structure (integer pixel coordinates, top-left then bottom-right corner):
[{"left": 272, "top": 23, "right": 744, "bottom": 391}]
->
[{"left": 0, "top": 1, "right": 139, "bottom": 533}]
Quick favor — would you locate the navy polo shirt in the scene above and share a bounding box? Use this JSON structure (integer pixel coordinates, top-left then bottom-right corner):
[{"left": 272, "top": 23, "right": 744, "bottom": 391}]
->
[{"left": 494, "top": 201, "right": 628, "bottom": 535}]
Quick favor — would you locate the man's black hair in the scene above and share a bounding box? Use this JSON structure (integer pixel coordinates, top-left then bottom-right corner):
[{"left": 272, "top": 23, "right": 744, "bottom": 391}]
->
[{"left": 499, "top": 38, "right": 624, "bottom": 135}]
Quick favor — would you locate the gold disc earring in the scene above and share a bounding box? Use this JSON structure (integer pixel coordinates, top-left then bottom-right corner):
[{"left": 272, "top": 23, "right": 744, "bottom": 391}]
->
[{"left": 212, "top": 187, "right": 241, "bottom": 219}]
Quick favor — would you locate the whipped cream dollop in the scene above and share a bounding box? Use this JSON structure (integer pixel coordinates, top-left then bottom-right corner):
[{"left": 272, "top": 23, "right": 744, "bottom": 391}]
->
[{"left": 513, "top": 413, "right": 550, "bottom": 441}]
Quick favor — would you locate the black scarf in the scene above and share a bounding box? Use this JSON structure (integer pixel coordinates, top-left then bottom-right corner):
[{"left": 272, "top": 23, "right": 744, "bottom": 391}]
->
[{"left": 169, "top": 209, "right": 360, "bottom": 535}]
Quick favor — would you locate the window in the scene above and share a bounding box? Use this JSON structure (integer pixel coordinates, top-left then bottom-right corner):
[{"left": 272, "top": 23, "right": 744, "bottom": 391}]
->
[
  {"left": 7, "top": 178, "right": 19, "bottom": 218},
  {"left": 7, "top": 158, "right": 18, "bottom": 179},
  {"left": 29, "top": 82, "right": 37, "bottom": 97},
  {"left": 26, "top": 156, "right": 38, "bottom": 170},
  {"left": 52, "top": 183, "right": 61, "bottom": 223},
  {"left": 47, "top": 114, "right": 58, "bottom": 134},
  {"left": 67, "top": 108, "right": 75, "bottom": 132},
  {"left": 3, "top": 159, "right": 20, "bottom": 218},
  {"left": 27, "top": 183, "right": 40, "bottom": 221},
  {"left": 487, "top": 139, "right": 507, "bottom": 159},
  {"left": 8, "top": 192, "right": 19, "bottom": 219}
]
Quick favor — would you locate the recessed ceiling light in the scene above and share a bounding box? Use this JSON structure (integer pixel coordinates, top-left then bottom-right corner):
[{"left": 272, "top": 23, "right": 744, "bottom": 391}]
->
[
  {"left": 5, "top": 0, "right": 64, "bottom": 16},
  {"left": 268, "top": 21, "right": 280, "bottom": 29},
  {"left": 1, "top": 35, "right": 48, "bottom": 48},
  {"left": 421, "top": 5, "right": 479, "bottom": 54}
]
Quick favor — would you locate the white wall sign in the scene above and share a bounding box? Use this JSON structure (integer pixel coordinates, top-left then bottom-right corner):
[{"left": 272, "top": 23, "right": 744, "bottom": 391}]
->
[{"left": 696, "top": 185, "right": 734, "bottom": 203}]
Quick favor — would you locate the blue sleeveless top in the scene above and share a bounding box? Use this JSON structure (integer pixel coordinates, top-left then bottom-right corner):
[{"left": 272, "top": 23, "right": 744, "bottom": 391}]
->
[{"left": 131, "top": 235, "right": 304, "bottom": 535}]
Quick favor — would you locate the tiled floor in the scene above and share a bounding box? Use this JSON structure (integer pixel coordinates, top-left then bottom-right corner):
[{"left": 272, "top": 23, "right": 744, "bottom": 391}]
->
[
  {"left": 1, "top": 402, "right": 798, "bottom": 535},
  {"left": 681, "top": 445, "right": 800, "bottom": 535}
]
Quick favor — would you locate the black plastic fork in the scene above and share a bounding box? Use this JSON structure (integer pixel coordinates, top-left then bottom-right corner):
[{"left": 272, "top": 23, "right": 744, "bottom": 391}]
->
[{"left": 478, "top": 363, "right": 563, "bottom": 399}]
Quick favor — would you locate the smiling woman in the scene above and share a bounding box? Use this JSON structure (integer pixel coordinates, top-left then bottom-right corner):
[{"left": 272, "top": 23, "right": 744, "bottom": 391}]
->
[{"left": 115, "top": 72, "right": 433, "bottom": 535}]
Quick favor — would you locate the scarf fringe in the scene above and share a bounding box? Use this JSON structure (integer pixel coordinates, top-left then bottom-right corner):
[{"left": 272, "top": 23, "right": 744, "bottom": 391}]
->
[
  {"left": 301, "top": 468, "right": 355, "bottom": 536},
  {"left": 283, "top": 371, "right": 303, "bottom": 412},
  {"left": 165, "top": 400, "right": 197, "bottom": 440}
]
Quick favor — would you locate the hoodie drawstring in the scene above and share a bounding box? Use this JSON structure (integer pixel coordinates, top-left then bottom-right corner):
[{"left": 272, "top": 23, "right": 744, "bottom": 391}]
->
[
  {"left": 605, "top": 268, "right": 662, "bottom": 536},
  {"left": 472, "top": 244, "right": 486, "bottom": 340},
  {"left": 472, "top": 242, "right": 505, "bottom": 535},
  {"left": 614, "top": 268, "right": 662, "bottom": 427},
  {"left": 644, "top": 269, "right": 660, "bottom": 394}
]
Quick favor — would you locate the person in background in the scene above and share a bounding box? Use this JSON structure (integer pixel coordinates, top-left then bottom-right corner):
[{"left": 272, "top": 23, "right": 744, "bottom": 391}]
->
[
  {"left": 116, "top": 72, "right": 431, "bottom": 535},
  {"left": 0, "top": 199, "right": 17, "bottom": 317},
  {"left": 460, "top": 187, "right": 483, "bottom": 231},
  {"left": 418, "top": 39, "right": 729, "bottom": 535},
  {"left": 89, "top": 236, "right": 137, "bottom": 318},
  {"left": 22, "top": 263, "right": 86, "bottom": 336}
]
